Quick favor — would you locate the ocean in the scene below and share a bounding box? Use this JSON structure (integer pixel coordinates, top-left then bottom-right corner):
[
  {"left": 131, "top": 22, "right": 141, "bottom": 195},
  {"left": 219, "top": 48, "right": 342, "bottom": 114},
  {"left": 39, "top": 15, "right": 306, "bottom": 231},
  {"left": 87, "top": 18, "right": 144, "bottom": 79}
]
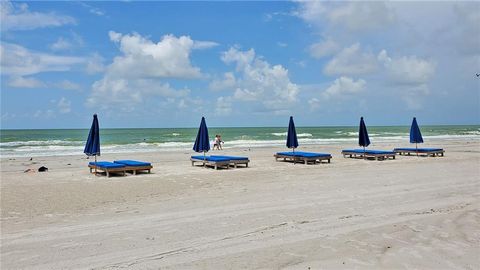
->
[{"left": 1, "top": 126, "right": 479, "bottom": 158}]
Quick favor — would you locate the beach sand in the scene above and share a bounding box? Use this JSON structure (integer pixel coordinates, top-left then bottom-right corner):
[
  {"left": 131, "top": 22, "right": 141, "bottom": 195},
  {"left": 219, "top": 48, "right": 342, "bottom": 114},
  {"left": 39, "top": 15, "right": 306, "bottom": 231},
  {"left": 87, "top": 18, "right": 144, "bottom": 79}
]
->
[{"left": 1, "top": 139, "right": 479, "bottom": 269}]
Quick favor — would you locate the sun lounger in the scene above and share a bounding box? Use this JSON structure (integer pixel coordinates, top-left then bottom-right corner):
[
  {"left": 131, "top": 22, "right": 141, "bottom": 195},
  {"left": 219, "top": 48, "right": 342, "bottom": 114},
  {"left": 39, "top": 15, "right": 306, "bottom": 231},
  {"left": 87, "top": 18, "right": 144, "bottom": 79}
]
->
[
  {"left": 191, "top": 155, "right": 231, "bottom": 170},
  {"left": 191, "top": 155, "right": 250, "bottom": 169},
  {"left": 274, "top": 151, "right": 332, "bottom": 164},
  {"left": 88, "top": 161, "right": 126, "bottom": 177},
  {"left": 211, "top": 155, "right": 250, "bottom": 168},
  {"left": 393, "top": 148, "right": 444, "bottom": 157},
  {"left": 341, "top": 149, "right": 396, "bottom": 160},
  {"left": 114, "top": 160, "right": 153, "bottom": 175}
]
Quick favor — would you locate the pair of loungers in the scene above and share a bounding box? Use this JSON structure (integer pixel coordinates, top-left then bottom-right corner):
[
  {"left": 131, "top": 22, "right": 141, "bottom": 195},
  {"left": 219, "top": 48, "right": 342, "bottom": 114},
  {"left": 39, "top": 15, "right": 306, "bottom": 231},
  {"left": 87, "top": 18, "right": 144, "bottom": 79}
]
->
[
  {"left": 88, "top": 160, "right": 153, "bottom": 177},
  {"left": 341, "top": 147, "right": 445, "bottom": 160},
  {"left": 190, "top": 155, "right": 249, "bottom": 170},
  {"left": 274, "top": 151, "right": 332, "bottom": 164}
]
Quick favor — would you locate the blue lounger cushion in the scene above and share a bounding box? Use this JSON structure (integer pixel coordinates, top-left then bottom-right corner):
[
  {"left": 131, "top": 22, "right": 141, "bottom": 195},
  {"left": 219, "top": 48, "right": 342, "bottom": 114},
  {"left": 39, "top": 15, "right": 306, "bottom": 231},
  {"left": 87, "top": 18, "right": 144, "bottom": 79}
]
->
[
  {"left": 394, "top": 148, "right": 443, "bottom": 152},
  {"left": 191, "top": 155, "right": 231, "bottom": 162},
  {"left": 342, "top": 149, "right": 396, "bottom": 155},
  {"left": 211, "top": 155, "right": 249, "bottom": 160},
  {"left": 89, "top": 161, "right": 125, "bottom": 169},
  {"left": 277, "top": 151, "right": 331, "bottom": 157},
  {"left": 114, "top": 160, "right": 151, "bottom": 166}
]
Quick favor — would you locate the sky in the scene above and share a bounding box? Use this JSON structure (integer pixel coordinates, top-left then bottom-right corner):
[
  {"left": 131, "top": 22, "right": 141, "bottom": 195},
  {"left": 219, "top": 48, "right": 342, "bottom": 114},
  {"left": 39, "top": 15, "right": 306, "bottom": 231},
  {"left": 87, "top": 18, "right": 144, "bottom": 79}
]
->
[{"left": 1, "top": 1, "right": 479, "bottom": 129}]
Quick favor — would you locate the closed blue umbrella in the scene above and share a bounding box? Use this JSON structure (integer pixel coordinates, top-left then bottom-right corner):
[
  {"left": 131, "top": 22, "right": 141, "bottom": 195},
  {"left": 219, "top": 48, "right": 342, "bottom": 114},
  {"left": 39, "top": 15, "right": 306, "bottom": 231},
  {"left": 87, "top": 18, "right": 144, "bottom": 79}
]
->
[
  {"left": 84, "top": 114, "right": 100, "bottom": 173},
  {"left": 286, "top": 116, "right": 299, "bottom": 151},
  {"left": 193, "top": 117, "right": 210, "bottom": 163},
  {"left": 358, "top": 117, "right": 370, "bottom": 157},
  {"left": 410, "top": 117, "right": 424, "bottom": 155}
]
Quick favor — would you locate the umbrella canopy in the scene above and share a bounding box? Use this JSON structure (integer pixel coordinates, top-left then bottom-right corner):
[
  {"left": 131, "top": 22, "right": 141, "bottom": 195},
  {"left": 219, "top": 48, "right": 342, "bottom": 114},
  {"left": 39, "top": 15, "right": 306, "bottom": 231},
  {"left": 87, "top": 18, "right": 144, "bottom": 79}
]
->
[
  {"left": 410, "top": 117, "right": 424, "bottom": 144},
  {"left": 193, "top": 117, "right": 210, "bottom": 153},
  {"left": 286, "top": 116, "right": 299, "bottom": 149},
  {"left": 84, "top": 114, "right": 100, "bottom": 156},
  {"left": 358, "top": 117, "right": 371, "bottom": 147}
]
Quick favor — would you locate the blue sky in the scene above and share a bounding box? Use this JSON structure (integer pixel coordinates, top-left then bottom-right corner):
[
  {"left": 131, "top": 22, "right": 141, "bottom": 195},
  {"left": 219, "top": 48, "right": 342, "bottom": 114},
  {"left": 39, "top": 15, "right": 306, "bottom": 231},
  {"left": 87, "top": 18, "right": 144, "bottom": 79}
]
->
[{"left": 1, "top": 1, "right": 479, "bottom": 129}]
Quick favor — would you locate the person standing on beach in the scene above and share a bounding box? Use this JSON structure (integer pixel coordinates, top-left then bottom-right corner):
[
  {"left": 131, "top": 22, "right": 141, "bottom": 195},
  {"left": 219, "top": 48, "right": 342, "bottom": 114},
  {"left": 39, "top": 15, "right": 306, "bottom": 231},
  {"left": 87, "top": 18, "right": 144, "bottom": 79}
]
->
[{"left": 213, "top": 135, "right": 224, "bottom": 150}]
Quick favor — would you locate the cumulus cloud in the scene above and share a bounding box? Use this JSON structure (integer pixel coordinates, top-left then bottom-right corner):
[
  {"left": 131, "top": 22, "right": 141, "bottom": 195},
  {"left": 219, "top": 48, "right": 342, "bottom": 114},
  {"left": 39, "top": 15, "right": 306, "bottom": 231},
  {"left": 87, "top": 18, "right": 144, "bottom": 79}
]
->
[
  {"left": 87, "top": 32, "right": 215, "bottom": 111},
  {"left": 309, "top": 38, "right": 340, "bottom": 59},
  {"left": 324, "top": 43, "right": 378, "bottom": 76},
  {"left": 209, "top": 72, "right": 236, "bottom": 91},
  {"left": 55, "top": 80, "right": 81, "bottom": 91},
  {"left": 87, "top": 78, "right": 189, "bottom": 111},
  {"left": 7, "top": 76, "right": 45, "bottom": 88},
  {"left": 295, "top": 1, "right": 395, "bottom": 32},
  {"left": 378, "top": 50, "right": 435, "bottom": 86},
  {"left": 0, "top": 42, "right": 84, "bottom": 88},
  {"left": 219, "top": 47, "right": 299, "bottom": 113},
  {"left": 105, "top": 31, "right": 206, "bottom": 79},
  {"left": 57, "top": 97, "right": 71, "bottom": 113},
  {"left": 322, "top": 76, "right": 366, "bottom": 99},
  {"left": 49, "top": 33, "right": 84, "bottom": 51},
  {"left": 215, "top": 97, "right": 233, "bottom": 115},
  {"left": 85, "top": 53, "right": 105, "bottom": 74},
  {"left": 0, "top": 1, "right": 75, "bottom": 31}
]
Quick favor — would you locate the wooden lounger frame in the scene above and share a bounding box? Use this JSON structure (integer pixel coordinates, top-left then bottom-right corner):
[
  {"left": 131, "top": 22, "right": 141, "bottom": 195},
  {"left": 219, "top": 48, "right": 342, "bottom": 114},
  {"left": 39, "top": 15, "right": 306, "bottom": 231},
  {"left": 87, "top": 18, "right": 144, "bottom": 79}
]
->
[
  {"left": 394, "top": 149, "right": 444, "bottom": 157},
  {"left": 341, "top": 151, "right": 396, "bottom": 161},
  {"left": 123, "top": 165, "right": 153, "bottom": 175},
  {"left": 190, "top": 158, "right": 250, "bottom": 170},
  {"left": 88, "top": 164, "right": 126, "bottom": 177},
  {"left": 274, "top": 153, "right": 332, "bottom": 164}
]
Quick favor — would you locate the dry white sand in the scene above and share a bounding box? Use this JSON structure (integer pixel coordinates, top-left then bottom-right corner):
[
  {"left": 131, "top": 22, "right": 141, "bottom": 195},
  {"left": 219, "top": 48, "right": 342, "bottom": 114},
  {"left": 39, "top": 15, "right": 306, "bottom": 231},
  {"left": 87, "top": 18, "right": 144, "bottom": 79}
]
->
[{"left": 1, "top": 139, "right": 479, "bottom": 269}]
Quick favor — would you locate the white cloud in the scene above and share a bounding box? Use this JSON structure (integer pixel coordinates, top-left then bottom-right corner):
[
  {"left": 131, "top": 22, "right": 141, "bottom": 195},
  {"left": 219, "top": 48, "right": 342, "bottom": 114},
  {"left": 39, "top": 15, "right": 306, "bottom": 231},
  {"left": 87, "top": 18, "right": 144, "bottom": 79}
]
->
[
  {"left": 295, "top": 1, "right": 395, "bottom": 32},
  {"left": 57, "top": 97, "right": 71, "bottom": 113},
  {"left": 55, "top": 80, "right": 81, "bottom": 91},
  {"left": 0, "top": 42, "right": 84, "bottom": 77},
  {"left": 50, "top": 37, "right": 72, "bottom": 51},
  {"left": 309, "top": 38, "right": 340, "bottom": 59},
  {"left": 308, "top": 97, "right": 321, "bottom": 111},
  {"left": 78, "top": 2, "right": 105, "bottom": 17},
  {"left": 105, "top": 31, "right": 208, "bottom": 79},
  {"left": 192, "top": 41, "right": 219, "bottom": 50},
  {"left": 49, "top": 33, "right": 84, "bottom": 51},
  {"left": 33, "top": 109, "right": 55, "bottom": 119},
  {"left": 87, "top": 78, "right": 190, "bottom": 111},
  {"left": 209, "top": 72, "right": 236, "bottom": 91},
  {"left": 0, "top": 42, "right": 84, "bottom": 89},
  {"left": 215, "top": 97, "right": 233, "bottom": 115},
  {"left": 7, "top": 76, "right": 45, "bottom": 88},
  {"left": 0, "top": 1, "right": 75, "bottom": 31},
  {"left": 378, "top": 50, "right": 435, "bottom": 86},
  {"left": 322, "top": 76, "right": 366, "bottom": 99},
  {"left": 85, "top": 53, "right": 105, "bottom": 74},
  {"left": 222, "top": 47, "right": 256, "bottom": 71},
  {"left": 324, "top": 43, "right": 378, "bottom": 76},
  {"left": 277, "top": 42, "right": 288, "bottom": 48},
  {"left": 327, "top": 2, "right": 395, "bottom": 31},
  {"left": 294, "top": 0, "right": 326, "bottom": 26},
  {"left": 87, "top": 32, "right": 214, "bottom": 111},
  {"left": 219, "top": 47, "right": 299, "bottom": 113}
]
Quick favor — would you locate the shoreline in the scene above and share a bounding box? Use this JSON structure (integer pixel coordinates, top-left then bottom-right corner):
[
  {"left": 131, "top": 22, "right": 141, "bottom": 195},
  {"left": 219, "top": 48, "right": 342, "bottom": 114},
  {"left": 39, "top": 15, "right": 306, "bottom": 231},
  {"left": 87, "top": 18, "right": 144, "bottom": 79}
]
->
[
  {"left": 1, "top": 139, "right": 479, "bottom": 269},
  {"left": 1, "top": 135, "right": 478, "bottom": 159}
]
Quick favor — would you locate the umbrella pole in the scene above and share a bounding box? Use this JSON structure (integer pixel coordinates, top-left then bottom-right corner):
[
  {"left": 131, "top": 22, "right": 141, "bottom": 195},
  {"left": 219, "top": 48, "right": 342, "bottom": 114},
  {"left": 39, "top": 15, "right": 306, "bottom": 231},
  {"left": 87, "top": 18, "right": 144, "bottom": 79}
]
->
[
  {"left": 416, "top": 143, "right": 418, "bottom": 157},
  {"left": 293, "top": 147, "right": 296, "bottom": 164},
  {"left": 203, "top": 151, "right": 206, "bottom": 167},
  {"left": 94, "top": 155, "right": 97, "bottom": 175},
  {"left": 363, "top": 146, "right": 366, "bottom": 160}
]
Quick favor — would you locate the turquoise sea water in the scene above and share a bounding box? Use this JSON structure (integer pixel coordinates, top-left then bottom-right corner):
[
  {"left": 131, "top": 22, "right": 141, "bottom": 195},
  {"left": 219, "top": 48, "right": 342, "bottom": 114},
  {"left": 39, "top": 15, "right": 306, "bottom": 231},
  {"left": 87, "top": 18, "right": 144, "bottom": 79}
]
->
[{"left": 1, "top": 126, "right": 479, "bottom": 157}]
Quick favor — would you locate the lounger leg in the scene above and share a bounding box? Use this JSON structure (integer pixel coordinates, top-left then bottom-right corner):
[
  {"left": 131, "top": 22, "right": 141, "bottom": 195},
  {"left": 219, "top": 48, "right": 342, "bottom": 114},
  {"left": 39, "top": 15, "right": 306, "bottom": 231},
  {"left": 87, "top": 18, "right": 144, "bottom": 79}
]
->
[
  {"left": 107, "top": 171, "right": 110, "bottom": 177},
  {"left": 214, "top": 164, "right": 217, "bottom": 170},
  {"left": 90, "top": 168, "right": 92, "bottom": 173}
]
